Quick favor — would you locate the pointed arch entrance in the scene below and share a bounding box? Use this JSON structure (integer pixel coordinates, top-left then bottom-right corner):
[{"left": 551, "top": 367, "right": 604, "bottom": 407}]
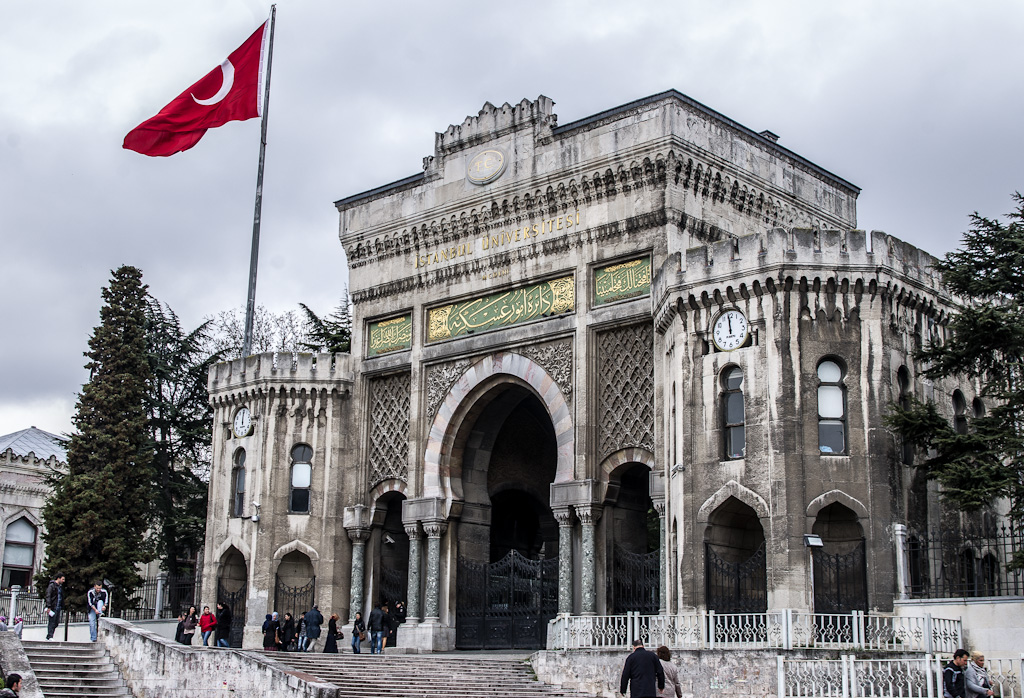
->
[
  {"left": 703, "top": 497, "right": 767, "bottom": 613},
  {"left": 811, "top": 502, "right": 867, "bottom": 613},
  {"left": 217, "top": 546, "right": 248, "bottom": 648},
  {"left": 443, "top": 368, "right": 562, "bottom": 650}
]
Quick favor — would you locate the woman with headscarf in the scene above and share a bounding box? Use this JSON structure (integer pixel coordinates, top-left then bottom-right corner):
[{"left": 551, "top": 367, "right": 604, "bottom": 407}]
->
[
  {"left": 323, "top": 613, "right": 341, "bottom": 653},
  {"left": 278, "top": 612, "right": 295, "bottom": 652},
  {"left": 262, "top": 612, "right": 280, "bottom": 650},
  {"left": 656, "top": 645, "right": 682, "bottom": 698},
  {"left": 966, "top": 651, "right": 995, "bottom": 698}
]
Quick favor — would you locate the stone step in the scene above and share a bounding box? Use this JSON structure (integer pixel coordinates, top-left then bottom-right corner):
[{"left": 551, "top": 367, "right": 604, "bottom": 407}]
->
[{"left": 23, "top": 640, "right": 133, "bottom": 698}]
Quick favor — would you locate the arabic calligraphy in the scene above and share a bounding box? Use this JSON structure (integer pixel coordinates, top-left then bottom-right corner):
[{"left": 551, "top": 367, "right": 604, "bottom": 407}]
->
[
  {"left": 367, "top": 315, "right": 412, "bottom": 357},
  {"left": 428, "top": 276, "right": 575, "bottom": 342},
  {"left": 594, "top": 257, "right": 651, "bottom": 305}
]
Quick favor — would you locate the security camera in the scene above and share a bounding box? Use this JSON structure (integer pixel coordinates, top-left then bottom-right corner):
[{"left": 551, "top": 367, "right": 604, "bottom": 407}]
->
[{"left": 384, "top": 534, "right": 395, "bottom": 545}]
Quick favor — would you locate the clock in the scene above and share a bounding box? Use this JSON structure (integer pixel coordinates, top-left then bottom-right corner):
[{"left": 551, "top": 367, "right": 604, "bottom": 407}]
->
[
  {"left": 232, "top": 407, "right": 253, "bottom": 438},
  {"left": 711, "top": 309, "right": 749, "bottom": 352}
]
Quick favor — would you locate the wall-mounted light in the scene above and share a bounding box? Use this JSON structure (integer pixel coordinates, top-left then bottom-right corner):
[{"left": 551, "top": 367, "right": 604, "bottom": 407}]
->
[
  {"left": 251, "top": 502, "right": 261, "bottom": 523},
  {"left": 803, "top": 534, "right": 823, "bottom": 548}
]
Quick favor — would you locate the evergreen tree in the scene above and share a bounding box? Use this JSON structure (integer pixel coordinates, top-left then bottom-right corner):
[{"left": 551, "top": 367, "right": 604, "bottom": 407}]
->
[
  {"left": 888, "top": 193, "right": 1024, "bottom": 559},
  {"left": 38, "top": 266, "right": 155, "bottom": 609},
  {"left": 145, "top": 299, "right": 217, "bottom": 582},
  {"left": 298, "top": 291, "right": 352, "bottom": 354}
]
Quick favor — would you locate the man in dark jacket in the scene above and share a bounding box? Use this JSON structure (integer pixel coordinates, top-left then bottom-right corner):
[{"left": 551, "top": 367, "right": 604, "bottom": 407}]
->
[
  {"left": 44, "top": 575, "right": 65, "bottom": 640},
  {"left": 367, "top": 603, "right": 385, "bottom": 654},
  {"left": 215, "top": 602, "right": 233, "bottom": 648},
  {"left": 620, "top": 639, "right": 665, "bottom": 698},
  {"left": 278, "top": 613, "right": 295, "bottom": 652},
  {"left": 945, "top": 649, "right": 970, "bottom": 698},
  {"left": 303, "top": 605, "right": 323, "bottom": 652}
]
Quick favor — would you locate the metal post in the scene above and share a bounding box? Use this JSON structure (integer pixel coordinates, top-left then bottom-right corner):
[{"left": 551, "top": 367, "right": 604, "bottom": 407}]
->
[
  {"left": 893, "top": 523, "right": 911, "bottom": 600},
  {"left": 8, "top": 585, "right": 19, "bottom": 620},
  {"left": 154, "top": 572, "right": 167, "bottom": 620}
]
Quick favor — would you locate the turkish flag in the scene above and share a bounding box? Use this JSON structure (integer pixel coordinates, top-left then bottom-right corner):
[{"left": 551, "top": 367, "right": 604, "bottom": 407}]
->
[{"left": 124, "top": 21, "right": 268, "bottom": 157}]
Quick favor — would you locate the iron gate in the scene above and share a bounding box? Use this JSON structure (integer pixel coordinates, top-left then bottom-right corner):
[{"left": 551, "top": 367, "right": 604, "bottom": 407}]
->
[
  {"left": 705, "top": 541, "right": 767, "bottom": 613},
  {"left": 217, "top": 581, "right": 247, "bottom": 648},
  {"left": 274, "top": 575, "right": 315, "bottom": 622},
  {"left": 813, "top": 540, "right": 867, "bottom": 613},
  {"left": 611, "top": 545, "right": 660, "bottom": 613},
  {"left": 456, "top": 550, "right": 558, "bottom": 650},
  {"left": 380, "top": 565, "right": 407, "bottom": 606}
]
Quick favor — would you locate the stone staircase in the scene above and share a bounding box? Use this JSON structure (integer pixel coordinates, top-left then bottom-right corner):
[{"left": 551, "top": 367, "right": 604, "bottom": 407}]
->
[
  {"left": 22, "top": 641, "right": 132, "bottom": 698},
  {"left": 261, "top": 651, "right": 597, "bottom": 698}
]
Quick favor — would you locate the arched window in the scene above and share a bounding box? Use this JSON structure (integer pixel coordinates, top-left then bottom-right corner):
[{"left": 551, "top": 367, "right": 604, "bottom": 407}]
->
[
  {"left": 2, "top": 517, "right": 37, "bottom": 588},
  {"left": 232, "top": 449, "right": 246, "bottom": 518},
  {"left": 898, "top": 367, "right": 913, "bottom": 464},
  {"left": 721, "top": 366, "right": 745, "bottom": 459},
  {"left": 952, "top": 391, "right": 968, "bottom": 435},
  {"left": 290, "top": 444, "right": 313, "bottom": 514},
  {"left": 817, "top": 359, "right": 846, "bottom": 454},
  {"left": 973, "top": 398, "right": 986, "bottom": 418}
]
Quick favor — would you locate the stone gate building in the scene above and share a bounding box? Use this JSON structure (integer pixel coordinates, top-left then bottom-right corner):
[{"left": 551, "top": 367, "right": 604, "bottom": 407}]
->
[{"left": 200, "top": 90, "right": 966, "bottom": 650}]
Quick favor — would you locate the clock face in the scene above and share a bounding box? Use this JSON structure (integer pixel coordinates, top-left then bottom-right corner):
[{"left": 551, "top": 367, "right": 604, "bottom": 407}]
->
[
  {"left": 712, "top": 309, "right": 749, "bottom": 351},
  {"left": 233, "top": 407, "right": 252, "bottom": 438}
]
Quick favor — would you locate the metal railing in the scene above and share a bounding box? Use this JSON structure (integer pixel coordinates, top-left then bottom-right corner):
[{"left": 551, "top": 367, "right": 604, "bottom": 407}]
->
[
  {"left": 779, "top": 655, "right": 1024, "bottom": 698},
  {"left": 1, "top": 573, "right": 202, "bottom": 625},
  {"left": 549, "top": 610, "right": 961, "bottom": 653},
  {"left": 905, "top": 525, "right": 1024, "bottom": 599}
]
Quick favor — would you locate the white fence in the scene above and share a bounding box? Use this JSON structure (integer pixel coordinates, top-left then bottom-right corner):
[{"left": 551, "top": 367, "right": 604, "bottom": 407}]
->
[
  {"left": 779, "top": 655, "right": 1024, "bottom": 698},
  {"left": 549, "top": 611, "right": 962, "bottom": 654}
]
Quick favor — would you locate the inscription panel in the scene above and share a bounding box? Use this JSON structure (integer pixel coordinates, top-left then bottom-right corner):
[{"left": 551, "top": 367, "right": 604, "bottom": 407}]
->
[
  {"left": 367, "top": 315, "right": 413, "bottom": 358},
  {"left": 595, "top": 257, "right": 651, "bottom": 306}
]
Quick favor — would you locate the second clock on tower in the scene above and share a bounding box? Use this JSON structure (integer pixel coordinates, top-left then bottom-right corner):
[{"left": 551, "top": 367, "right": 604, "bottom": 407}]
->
[{"left": 711, "top": 309, "right": 749, "bottom": 352}]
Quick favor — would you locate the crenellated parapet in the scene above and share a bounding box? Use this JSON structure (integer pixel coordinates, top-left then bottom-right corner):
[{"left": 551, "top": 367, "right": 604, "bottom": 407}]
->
[
  {"left": 653, "top": 227, "right": 954, "bottom": 335},
  {"left": 431, "top": 96, "right": 556, "bottom": 160},
  {"left": 0, "top": 448, "right": 65, "bottom": 474},
  {"left": 207, "top": 351, "right": 356, "bottom": 406}
]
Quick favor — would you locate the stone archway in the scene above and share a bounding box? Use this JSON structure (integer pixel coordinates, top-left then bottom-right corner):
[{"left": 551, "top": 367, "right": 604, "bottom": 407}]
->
[
  {"left": 811, "top": 502, "right": 867, "bottom": 613},
  {"left": 217, "top": 546, "right": 248, "bottom": 648},
  {"left": 703, "top": 496, "right": 767, "bottom": 613}
]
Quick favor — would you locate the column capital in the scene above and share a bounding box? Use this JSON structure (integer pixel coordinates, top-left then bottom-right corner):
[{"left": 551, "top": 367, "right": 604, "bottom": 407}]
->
[
  {"left": 652, "top": 499, "right": 667, "bottom": 517},
  {"left": 552, "top": 507, "right": 574, "bottom": 527},
  {"left": 574, "top": 504, "right": 602, "bottom": 526},
  {"left": 423, "top": 520, "right": 448, "bottom": 538},
  {"left": 346, "top": 527, "right": 371, "bottom": 543},
  {"left": 404, "top": 522, "right": 422, "bottom": 539}
]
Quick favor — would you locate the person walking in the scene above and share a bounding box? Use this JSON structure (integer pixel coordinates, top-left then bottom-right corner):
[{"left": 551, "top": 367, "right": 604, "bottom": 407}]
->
[
  {"left": 182, "top": 606, "right": 199, "bottom": 645},
  {"left": 655, "top": 646, "right": 682, "bottom": 698},
  {"left": 351, "top": 611, "right": 366, "bottom": 653},
  {"left": 262, "top": 613, "right": 280, "bottom": 650},
  {"left": 44, "top": 574, "right": 65, "bottom": 640},
  {"left": 86, "top": 581, "right": 108, "bottom": 643},
  {"left": 214, "top": 602, "right": 233, "bottom": 648},
  {"left": 966, "top": 651, "right": 994, "bottom": 698},
  {"left": 368, "top": 603, "right": 385, "bottom": 654},
  {"left": 174, "top": 612, "right": 187, "bottom": 644},
  {"left": 391, "top": 600, "right": 406, "bottom": 647},
  {"left": 380, "top": 603, "right": 394, "bottom": 653},
  {"left": 278, "top": 612, "right": 295, "bottom": 652},
  {"left": 945, "top": 649, "right": 970, "bottom": 698},
  {"left": 198, "top": 606, "right": 217, "bottom": 646},
  {"left": 323, "top": 613, "right": 341, "bottom": 653},
  {"left": 303, "top": 605, "right": 324, "bottom": 652},
  {"left": 620, "top": 639, "right": 665, "bottom": 698},
  {"left": 296, "top": 614, "right": 308, "bottom": 651},
  {"left": 0, "top": 672, "right": 22, "bottom": 696}
]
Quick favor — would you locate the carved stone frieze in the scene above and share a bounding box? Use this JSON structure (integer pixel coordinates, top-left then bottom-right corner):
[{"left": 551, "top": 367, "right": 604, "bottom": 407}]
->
[
  {"left": 425, "top": 360, "right": 473, "bottom": 420},
  {"left": 519, "top": 339, "right": 573, "bottom": 403}
]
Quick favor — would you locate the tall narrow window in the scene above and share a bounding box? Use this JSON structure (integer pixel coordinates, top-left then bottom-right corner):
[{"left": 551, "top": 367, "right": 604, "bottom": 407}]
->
[
  {"left": 2, "top": 517, "right": 37, "bottom": 588},
  {"left": 898, "top": 367, "right": 913, "bottom": 464},
  {"left": 817, "top": 359, "right": 846, "bottom": 454},
  {"left": 722, "top": 366, "right": 745, "bottom": 459},
  {"left": 232, "top": 449, "right": 246, "bottom": 518},
  {"left": 290, "top": 444, "right": 313, "bottom": 514},
  {"left": 953, "top": 391, "right": 968, "bottom": 435}
]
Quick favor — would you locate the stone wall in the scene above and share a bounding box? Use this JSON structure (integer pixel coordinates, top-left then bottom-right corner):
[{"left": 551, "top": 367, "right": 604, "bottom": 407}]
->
[
  {"left": 102, "top": 618, "right": 339, "bottom": 698},
  {"left": 532, "top": 647, "right": 840, "bottom": 698},
  {"left": 0, "top": 630, "right": 42, "bottom": 698},
  {"left": 894, "top": 598, "right": 1024, "bottom": 661}
]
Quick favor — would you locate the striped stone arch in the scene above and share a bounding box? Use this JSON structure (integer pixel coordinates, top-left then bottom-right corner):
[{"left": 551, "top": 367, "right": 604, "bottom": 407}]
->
[
  {"left": 423, "top": 351, "right": 573, "bottom": 501},
  {"left": 600, "top": 447, "right": 656, "bottom": 479},
  {"left": 368, "top": 479, "right": 408, "bottom": 522}
]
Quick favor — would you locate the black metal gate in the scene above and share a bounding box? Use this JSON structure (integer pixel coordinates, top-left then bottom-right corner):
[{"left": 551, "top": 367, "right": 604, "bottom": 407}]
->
[
  {"left": 611, "top": 545, "right": 660, "bottom": 614},
  {"left": 456, "top": 550, "right": 558, "bottom": 650},
  {"left": 217, "top": 581, "right": 247, "bottom": 648},
  {"left": 705, "top": 542, "right": 767, "bottom": 613},
  {"left": 274, "top": 575, "right": 315, "bottom": 622},
  {"left": 380, "top": 565, "right": 407, "bottom": 606},
  {"left": 813, "top": 540, "right": 867, "bottom": 613}
]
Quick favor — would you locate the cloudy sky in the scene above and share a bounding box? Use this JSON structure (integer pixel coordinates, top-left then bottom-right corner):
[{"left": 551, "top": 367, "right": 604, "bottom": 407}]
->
[{"left": 2, "top": 0, "right": 1021, "bottom": 440}]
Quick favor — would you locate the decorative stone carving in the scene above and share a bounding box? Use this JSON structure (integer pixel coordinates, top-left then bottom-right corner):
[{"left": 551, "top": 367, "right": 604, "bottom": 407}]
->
[
  {"left": 368, "top": 372, "right": 411, "bottom": 486},
  {"left": 425, "top": 360, "right": 472, "bottom": 420},
  {"left": 519, "top": 339, "right": 573, "bottom": 403},
  {"left": 597, "top": 323, "right": 655, "bottom": 459}
]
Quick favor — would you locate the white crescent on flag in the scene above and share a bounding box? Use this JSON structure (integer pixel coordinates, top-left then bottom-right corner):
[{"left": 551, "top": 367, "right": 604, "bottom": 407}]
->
[{"left": 192, "top": 60, "right": 235, "bottom": 106}]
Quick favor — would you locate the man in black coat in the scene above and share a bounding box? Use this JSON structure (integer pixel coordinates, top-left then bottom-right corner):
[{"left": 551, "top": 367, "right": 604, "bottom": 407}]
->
[
  {"left": 215, "top": 602, "right": 233, "bottom": 648},
  {"left": 44, "top": 575, "right": 65, "bottom": 640},
  {"left": 620, "top": 639, "right": 665, "bottom": 698}
]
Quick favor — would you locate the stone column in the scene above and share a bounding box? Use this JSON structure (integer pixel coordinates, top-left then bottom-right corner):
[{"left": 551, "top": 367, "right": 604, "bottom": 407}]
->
[
  {"left": 346, "top": 527, "right": 370, "bottom": 622},
  {"left": 423, "top": 521, "right": 447, "bottom": 622},
  {"left": 654, "top": 500, "right": 667, "bottom": 614},
  {"left": 405, "top": 523, "right": 423, "bottom": 624},
  {"left": 553, "top": 508, "right": 574, "bottom": 615},
  {"left": 893, "top": 523, "right": 910, "bottom": 601},
  {"left": 575, "top": 504, "right": 600, "bottom": 616}
]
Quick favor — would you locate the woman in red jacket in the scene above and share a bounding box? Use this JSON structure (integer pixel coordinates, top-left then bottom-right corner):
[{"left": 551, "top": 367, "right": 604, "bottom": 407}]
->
[{"left": 198, "top": 606, "right": 218, "bottom": 646}]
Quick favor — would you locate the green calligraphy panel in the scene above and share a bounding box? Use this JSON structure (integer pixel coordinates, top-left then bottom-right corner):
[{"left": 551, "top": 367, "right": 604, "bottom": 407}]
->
[
  {"left": 594, "top": 257, "right": 651, "bottom": 306},
  {"left": 367, "top": 314, "right": 412, "bottom": 357},
  {"left": 427, "top": 276, "right": 575, "bottom": 342}
]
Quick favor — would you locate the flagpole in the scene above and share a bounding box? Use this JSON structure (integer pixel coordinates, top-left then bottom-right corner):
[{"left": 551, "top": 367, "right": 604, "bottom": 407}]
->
[{"left": 242, "top": 4, "right": 276, "bottom": 359}]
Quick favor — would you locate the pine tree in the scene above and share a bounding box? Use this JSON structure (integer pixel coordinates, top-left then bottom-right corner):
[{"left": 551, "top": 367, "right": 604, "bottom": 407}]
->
[
  {"left": 887, "top": 193, "right": 1024, "bottom": 560},
  {"left": 38, "top": 266, "right": 155, "bottom": 610},
  {"left": 145, "top": 299, "right": 216, "bottom": 584},
  {"left": 298, "top": 291, "right": 352, "bottom": 354}
]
